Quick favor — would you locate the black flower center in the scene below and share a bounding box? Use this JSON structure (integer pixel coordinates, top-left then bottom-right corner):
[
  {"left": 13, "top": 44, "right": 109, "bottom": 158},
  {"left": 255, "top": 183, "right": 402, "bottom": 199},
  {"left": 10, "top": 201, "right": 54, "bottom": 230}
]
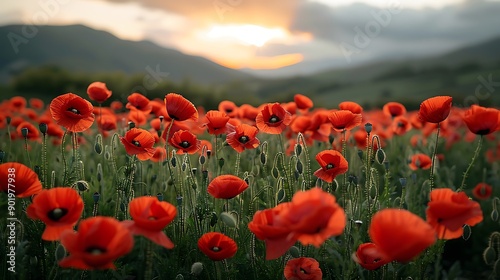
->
[
  {"left": 68, "top": 107, "right": 81, "bottom": 115},
  {"left": 239, "top": 136, "right": 249, "bottom": 143},
  {"left": 180, "top": 141, "right": 190, "bottom": 148},
  {"left": 132, "top": 140, "right": 141, "bottom": 147},
  {"left": 269, "top": 115, "right": 280, "bottom": 123},
  {"left": 476, "top": 129, "right": 490, "bottom": 135},
  {"left": 86, "top": 246, "right": 107, "bottom": 255},
  {"left": 300, "top": 267, "right": 308, "bottom": 274},
  {"left": 326, "top": 163, "right": 335, "bottom": 169},
  {"left": 211, "top": 246, "right": 220, "bottom": 252},
  {"left": 47, "top": 208, "right": 68, "bottom": 221}
]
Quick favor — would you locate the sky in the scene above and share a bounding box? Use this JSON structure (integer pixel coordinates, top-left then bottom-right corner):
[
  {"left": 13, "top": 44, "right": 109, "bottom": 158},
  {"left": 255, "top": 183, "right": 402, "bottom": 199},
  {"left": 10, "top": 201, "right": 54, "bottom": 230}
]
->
[{"left": 2, "top": 0, "right": 500, "bottom": 76}]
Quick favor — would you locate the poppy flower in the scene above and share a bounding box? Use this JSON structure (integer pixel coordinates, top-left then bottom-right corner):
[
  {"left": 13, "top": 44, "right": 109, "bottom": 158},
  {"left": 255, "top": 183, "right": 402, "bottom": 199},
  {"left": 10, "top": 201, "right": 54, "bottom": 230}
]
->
[
  {"left": 328, "top": 110, "right": 362, "bottom": 132},
  {"left": 426, "top": 188, "right": 483, "bottom": 239},
  {"left": 284, "top": 257, "right": 322, "bottom": 280},
  {"left": 255, "top": 103, "right": 292, "bottom": 134},
  {"left": 339, "top": 101, "right": 363, "bottom": 114},
  {"left": 98, "top": 113, "right": 118, "bottom": 131},
  {"left": 462, "top": 105, "right": 500, "bottom": 135},
  {"left": 369, "top": 209, "right": 436, "bottom": 263},
  {"left": 164, "top": 93, "right": 198, "bottom": 122},
  {"left": 294, "top": 94, "right": 313, "bottom": 110},
  {"left": 207, "top": 175, "right": 249, "bottom": 199},
  {"left": 203, "top": 110, "right": 230, "bottom": 135},
  {"left": 472, "top": 183, "right": 493, "bottom": 200},
  {"left": 126, "top": 93, "right": 152, "bottom": 115},
  {"left": 0, "top": 162, "right": 42, "bottom": 198},
  {"left": 110, "top": 101, "right": 123, "bottom": 111},
  {"left": 218, "top": 100, "right": 239, "bottom": 118},
  {"left": 353, "top": 243, "right": 389, "bottom": 270},
  {"left": 169, "top": 130, "right": 201, "bottom": 154},
  {"left": 122, "top": 196, "right": 176, "bottom": 249},
  {"left": 197, "top": 232, "right": 237, "bottom": 261},
  {"left": 127, "top": 108, "right": 148, "bottom": 126},
  {"left": 29, "top": 98, "right": 44, "bottom": 110},
  {"left": 279, "top": 187, "right": 346, "bottom": 247},
  {"left": 392, "top": 116, "right": 412, "bottom": 136},
  {"left": 9, "top": 96, "right": 27, "bottom": 111},
  {"left": 418, "top": 96, "right": 452, "bottom": 123},
  {"left": 87, "top": 82, "right": 112, "bottom": 103},
  {"left": 120, "top": 128, "right": 155, "bottom": 160},
  {"left": 383, "top": 102, "right": 407, "bottom": 118},
  {"left": 313, "top": 150, "right": 348, "bottom": 183},
  {"left": 26, "top": 187, "right": 84, "bottom": 241},
  {"left": 59, "top": 216, "right": 134, "bottom": 270},
  {"left": 408, "top": 154, "right": 432, "bottom": 170},
  {"left": 238, "top": 103, "right": 259, "bottom": 122},
  {"left": 226, "top": 123, "right": 260, "bottom": 153},
  {"left": 16, "top": 121, "right": 40, "bottom": 140},
  {"left": 50, "top": 93, "right": 95, "bottom": 132},
  {"left": 248, "top": 203, "right": 296, "bottom": 260},
  {"left": 150, "top": 147, "right": 167, "bottom": 163}
]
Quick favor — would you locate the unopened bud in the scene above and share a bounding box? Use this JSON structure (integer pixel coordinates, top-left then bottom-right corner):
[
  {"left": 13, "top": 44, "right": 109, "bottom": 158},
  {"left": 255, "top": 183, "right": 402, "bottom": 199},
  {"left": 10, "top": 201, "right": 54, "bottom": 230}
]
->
[
  {"left": 191, "top": 262, "right": 204, "bottom": 276},
  {"left": 39, "top": 123, "right": 47, "bottom": 134}
]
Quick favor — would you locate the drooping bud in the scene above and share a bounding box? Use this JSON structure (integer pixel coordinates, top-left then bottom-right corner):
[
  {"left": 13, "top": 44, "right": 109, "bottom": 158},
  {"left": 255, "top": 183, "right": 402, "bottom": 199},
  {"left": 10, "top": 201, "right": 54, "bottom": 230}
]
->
[
  {"left": 39, "top": 123, "right": 48, "bottom": 135},
  {"left": 376, "top": 148, "right": 386, "bottom": 165},
  {"left": 95, "top": 134, "right": 103, "bottom": 154},
  {"left": 191, "top": 262, "right": 204, "bottom": 276},
  {"left": 288, "top": 246, "right": 300, "bottom": 258}
]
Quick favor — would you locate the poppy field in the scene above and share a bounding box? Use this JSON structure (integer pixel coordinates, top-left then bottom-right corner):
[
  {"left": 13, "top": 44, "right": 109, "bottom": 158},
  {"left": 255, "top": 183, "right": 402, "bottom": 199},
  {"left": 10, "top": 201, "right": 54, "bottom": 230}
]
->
[{"left": 0, "top": 84, "right": 499, "bottom": 280}]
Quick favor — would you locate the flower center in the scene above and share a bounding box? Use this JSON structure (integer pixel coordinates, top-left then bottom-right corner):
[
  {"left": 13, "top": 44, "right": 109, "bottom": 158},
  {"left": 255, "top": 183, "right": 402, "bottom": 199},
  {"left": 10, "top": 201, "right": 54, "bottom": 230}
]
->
[
  {"left": 180, "top": 141, "right": 190, "bottom": 148},
  {"left": 211, "top": 246, "right": 220, "bottom": 252},
  {"left": 132, "top": 140, "right": 141, "bottom": 147},
  {"left": 239, "top": 136, "right": 249, "bottom": 143},
  {"left": 47, "top": 208, "right": 68, "bottom": 221},
  {"left": 148, "top": 216, "right": 157, "bottom": 220},
  {"left": 300, "top": 267, "right": 308, "bottom": 274},
  {"left": 326, "top": 163, "right": 335, "bottom": 169},
  {"left": 269, "top": 115, "right": 280, "bottom": 123},
  {"left": 86, "top": 246, "right": 107, "bottom": 255},
  {"left": 68, "top": 107, "right": 81, "bottom": 115}
]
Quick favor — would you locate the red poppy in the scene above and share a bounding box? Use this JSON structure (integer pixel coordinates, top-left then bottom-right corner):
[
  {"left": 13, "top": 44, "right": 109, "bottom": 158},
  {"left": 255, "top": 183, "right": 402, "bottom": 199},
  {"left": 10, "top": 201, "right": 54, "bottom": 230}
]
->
[
  {"left": 306, "top": 111, "right": 332, "bottom": 142},
  {"left": 126, "top": 93, "right": 152, "bottom": 115},
  {"left": 218, "top": 100, "right": 239, "bottom": 118},
  {"left": 0, "top": 162, "right": 42, "bottom": 198},
  {"left": 369, "top": 209, "right": 436, "bottom": 263},
  {"left": 279, "top": 187, "right": 346, "bottom": 247},
  {"left": 164, "top": 93, "right": 198, "bottom": 122},
  {"left": 127, "top": 108, "right": 148, "bottom": 126},
  {"left": 203, "top": 110, "right": 230, "bottom": 135},
  {"left": 248, "top": 203, "right": 296, "bottom": 260},
  {"left": 50, "top": 93, "right": 95, "bottom": 132},
  {"left": 313, "top": 150, "right": 348, "bottom": 183},
  {"left": 294, "top": 94, "right": 314, "bottom": 110},
  {"left": 207, "top": 175, "right": 249, "bottom": 199},
  {"left": 462, "top": 105, "right": 500, "bottom": 135},
  {"left": 110, "top": 101, "right": 123, "bottom": 111},
  {"left": 383, "top": 102, "right": 407, "bottom": 118},
  {"left": 328, "top": 110, "right": 362, "bottom": 132},
  {"left": 284, "top": 257, "right": 322, "bottom": 280},
  {"left": 9, "top": 96, "right": 27, "bottom": 111},
  {"left": 98, "top": 113, "right": 118, "bottom": 131},
  {"left": 169, "top": 130, "right": 201, "bottom": 154},
  {"left": 197, "top": 232, "right": 238, "bottom": 261},
  {"left": 472, "top": 183, "right": 493, "bottom": 200},
  {"left": 418, "top": 96, "right": 452, "bottom": 123},
  {"left": 16, "top": 121, "right": 40, "bottom": 140},
  {"left": 339, "top": 101, "right": 363, "bottom": 114},
  {"left": 408, "top": 153, "right": 432, "bottom": 170},
  {"left": 353, "top": 243, "right": 389, "bottom": 270},
  {"left": 391, "top": 115, "right": 412, "bottom": 136},
  {"left": 426, "top": 188, "right": 483, "bottom": 239},
  {"left": 255, "top": 103, "right": 292, "bottom": 134},
  {"left": 87, "top": 82, "right": 112, "bottom": 103},
  {"left": 27, "top": 187, "right": 84, "bottom": 241},
  {"left": 122, "top": 196, "right": 176, "bottom": 249},
  {"left": 238, "top": 103, "right": 259, "bottom": 122},
  {"left": 29, "top": 98, "right": 44, "bottom": 110},
  {"left": 150, "top": 147, "right": 167, "bottom": 163},
  {"left": 226, "top": 123, "right": 260, "bottom": 153},
  {"left": 120, "top": 128, "right": 156, "bottom": 160},
  {"left": 59, "top": 216, "right": 134, "bottom": 270}
]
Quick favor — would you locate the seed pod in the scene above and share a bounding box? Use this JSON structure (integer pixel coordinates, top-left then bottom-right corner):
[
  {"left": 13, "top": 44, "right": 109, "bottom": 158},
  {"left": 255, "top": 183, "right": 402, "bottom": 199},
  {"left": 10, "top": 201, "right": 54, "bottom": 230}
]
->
[
  {"left": 288, "top": 246, "right": 300, "bottom": 258},
  {"left": 93, "top": 192, "right": 100, "bottom": 203},
  {"left": 39, "top": 123, "right": 48, "bottom": 135}
]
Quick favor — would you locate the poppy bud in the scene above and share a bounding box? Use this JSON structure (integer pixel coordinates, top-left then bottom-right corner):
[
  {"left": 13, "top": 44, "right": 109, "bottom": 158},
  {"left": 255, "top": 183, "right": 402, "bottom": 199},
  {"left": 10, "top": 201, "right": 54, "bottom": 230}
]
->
[
  {"left": 399, "top": 178, "right": 407, "bottom": 187},
  {"left": 93, "top": 192, "right": 100, "bottom": 203},
  {"left": 288, "top": 246, "right": 300, "bottom": 258},
  {"left": 218, "top": 157, "right": 224, "bottom": 169},
  {"left": 220, "top": 212, "right": 238, "bottom": 228},
  {"left": 0, "top": 150, "right": 5, "bottom": 162},
  {"left": 296, "top": 160, "right": 303, "bottom": 174},
  {"left": 55, "top": 244, "right": 66, "bottom": 261},
  {"left": 175, "top": 274, "right": 184, "bottom": 280},
  {"left": 202, "top": 170, "right": 208, "bottom": 179},
  {"left": 272, "top": 167, "right": 279, "bottom": 179},
  {"left": 329, "top": 135, "right": 335, "bottom": 145},
  {"left": 120, "top": 202, "right": 126, "bottom": 212},
  {"left": 260, "top": 152, "right": 267, "bottom": 165},
  {"left": 294, "top": 143, "right": 302, "bottom": 156},
  {"left": 491, "top": 209, "right": 499, "bottom": 222},
  {"left": 34, "top": 165, "right": 42, "bottom": 178},
  {"left": 277, "top": 188, "right": 285, "bottom": 203},
  {"left": 210, "top": 212, "right": 218, "bottom": 227},
  {"left": 128, "top": 121, "right": 135, "bottom": 129},
  {"left": 6, "top": 116, "right": 11, "bottom": 125},
  {"left": 357, "top": 149, "right": 363, "bottom": 160},
  {"left": 74, "top": 181, "right": 90, "bottom": 192},
  {"left": 157, "top": 193, "right": 164, "bottom": 201},
  {"left": 171, "top": 156, "right": 177, "bottom": 167},
  {"left": 21, "top": 127, "right": 29, "bottom": 138},
  {"left": 365, "top": 123, "right": 373, "bottom": 134},
  {"left": 199, "top": 155, "right": 206, "bottom": 165},
  {"left": 462, "top": 224, "right": 471, "bottom": 241},
  {"left": 191, "top": 262, "right": 204, "bottom": 276},
  {"left": 30, "top": 256, "right": 38, "bottom": 266},
  {"left": 376, "top": 148, "right": 386, "bottom": 165},
  {"left": 97, "top": 163, "right": 103, "bottom": 182},
  {"left": 483, "top": 246, "right": 496, "bottom": 265},
  {"left": 348, "top": 174, "right": 358, "bottom": 185},
  {"left": 39, "top": 123, "right": 48, "bottom": 135},
  {"left": 95, "top": 134, "right": 103, "bottom": 154},
  {"left": 176, "top": 195, "right": 183, "bottom": 207}
]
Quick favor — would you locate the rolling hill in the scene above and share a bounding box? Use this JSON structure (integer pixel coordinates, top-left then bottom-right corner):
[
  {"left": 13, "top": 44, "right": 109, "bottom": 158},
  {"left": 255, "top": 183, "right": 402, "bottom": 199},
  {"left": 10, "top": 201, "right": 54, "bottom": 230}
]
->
[{"left": 0, "top": 24, "right": 254, "bottom": 85}]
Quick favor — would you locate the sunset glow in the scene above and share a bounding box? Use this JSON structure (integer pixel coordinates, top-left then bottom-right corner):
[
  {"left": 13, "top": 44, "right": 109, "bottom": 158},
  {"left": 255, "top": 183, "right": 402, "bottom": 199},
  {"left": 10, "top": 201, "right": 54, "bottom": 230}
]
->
[{"left": 205, "top": 24, "right": 287, "bottom": 47}]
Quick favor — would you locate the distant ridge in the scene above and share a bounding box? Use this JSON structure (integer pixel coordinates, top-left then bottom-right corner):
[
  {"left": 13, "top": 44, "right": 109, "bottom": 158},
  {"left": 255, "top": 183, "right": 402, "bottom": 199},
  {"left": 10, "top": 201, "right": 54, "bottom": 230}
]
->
[{"left": 0, "top": 24, "right": 254, "bottom": 84}]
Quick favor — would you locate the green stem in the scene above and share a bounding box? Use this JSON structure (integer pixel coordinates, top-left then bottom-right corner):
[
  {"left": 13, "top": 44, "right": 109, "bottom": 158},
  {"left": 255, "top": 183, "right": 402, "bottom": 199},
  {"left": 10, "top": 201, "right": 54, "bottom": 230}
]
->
[
  {"left": 458, "top": 135, "right": 483, "bottom": 192},
  {"left": 429, "top": 124, "right": 440, "bottom": 190}
]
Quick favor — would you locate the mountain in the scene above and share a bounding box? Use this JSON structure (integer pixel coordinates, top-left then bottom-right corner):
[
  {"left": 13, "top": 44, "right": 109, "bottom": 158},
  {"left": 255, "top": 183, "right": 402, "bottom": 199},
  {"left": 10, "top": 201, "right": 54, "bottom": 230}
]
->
[{"left": 0, "top": 24, "right": 254, "bottom": 85}]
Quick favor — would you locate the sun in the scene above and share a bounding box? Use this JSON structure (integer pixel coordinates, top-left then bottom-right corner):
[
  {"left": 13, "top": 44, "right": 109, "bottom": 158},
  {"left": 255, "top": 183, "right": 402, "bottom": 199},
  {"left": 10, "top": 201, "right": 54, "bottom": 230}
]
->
[{"left": 205, "top": 24, "right": 286, "bottom": 47}]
